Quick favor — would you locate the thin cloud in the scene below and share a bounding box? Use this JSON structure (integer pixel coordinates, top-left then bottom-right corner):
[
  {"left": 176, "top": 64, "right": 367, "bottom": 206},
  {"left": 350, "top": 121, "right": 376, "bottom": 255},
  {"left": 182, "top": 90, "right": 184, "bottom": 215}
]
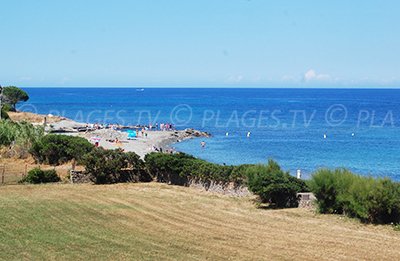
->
[
  {"left": 227, "top": 75, "right": 244, "bottom": 83},
  {"left": 303, "top": 69, "right": 331, "bottom": 82}
]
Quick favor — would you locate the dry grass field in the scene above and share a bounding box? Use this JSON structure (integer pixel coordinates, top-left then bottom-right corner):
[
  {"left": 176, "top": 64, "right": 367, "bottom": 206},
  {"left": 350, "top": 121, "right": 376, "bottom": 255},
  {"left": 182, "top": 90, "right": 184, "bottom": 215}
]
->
[
  {"left": 0, "top": 158, "right": 83, "bottom": 184},
  {"left": 0, "top": 183, "right": 399, "bottom": 260},
  {"left": 7, "top": 111, "right": 63, "bottom": 124}
]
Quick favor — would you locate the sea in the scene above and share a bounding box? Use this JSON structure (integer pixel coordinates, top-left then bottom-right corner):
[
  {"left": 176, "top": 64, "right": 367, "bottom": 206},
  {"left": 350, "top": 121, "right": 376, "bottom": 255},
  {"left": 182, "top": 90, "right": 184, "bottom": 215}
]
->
[{"left": 19, "top": 88, "right": 400, "bottom": 180}]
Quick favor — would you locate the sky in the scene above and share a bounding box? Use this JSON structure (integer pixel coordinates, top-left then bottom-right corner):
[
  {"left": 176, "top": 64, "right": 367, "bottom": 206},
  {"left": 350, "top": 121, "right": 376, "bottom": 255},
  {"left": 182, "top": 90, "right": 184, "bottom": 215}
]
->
[{"left": 0, "top": 0, "right": 399, "bottom": 88}]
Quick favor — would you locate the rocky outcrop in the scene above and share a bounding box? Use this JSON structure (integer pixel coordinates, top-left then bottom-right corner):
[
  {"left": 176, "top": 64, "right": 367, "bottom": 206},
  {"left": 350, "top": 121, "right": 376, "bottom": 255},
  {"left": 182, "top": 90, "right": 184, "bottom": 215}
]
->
[{"left": 183, "top": 128, "right": 211, "bottom": 138}]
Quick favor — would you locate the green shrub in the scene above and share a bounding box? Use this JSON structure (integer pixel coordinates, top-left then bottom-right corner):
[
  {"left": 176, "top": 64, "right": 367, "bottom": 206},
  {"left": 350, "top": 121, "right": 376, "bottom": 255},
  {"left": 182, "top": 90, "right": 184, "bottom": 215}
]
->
[
  {"left": 0, "top": 120, "right": 43, "bottom": 147},
  {"left": 246, "top": 160, "right": 309, "bottom": 208},
  {"left": 308, "top": 169, "right": 353, "bottom": 214},
  {"left": 182, "top": 158, "right": 236, "bottom": 184},
  {"left": 83, "top": 148, "right": 150, "bottom": 184},
  {"left": 364, "top": 178, "right": 400, "bottom": 224},
  {"left": 309, "top": 169, "right": 400, "bottom": 224},
  {"left": 144, "top": 152, "right": 248, "bottom": 186},
  {"left": 394, "top": 224, "right": 400, "bottom": 231},
  {"left": 145, "top": 152, "right": 198, "bottom": 185},
  {"left": 0, "top": 107, "right": 10, "bottom": 120},
  {"left": 30, "top": 134, "right": 94, "bottom": 165},
  {"left": 20, "top": 168, "right": 60, "bottom": 184}
]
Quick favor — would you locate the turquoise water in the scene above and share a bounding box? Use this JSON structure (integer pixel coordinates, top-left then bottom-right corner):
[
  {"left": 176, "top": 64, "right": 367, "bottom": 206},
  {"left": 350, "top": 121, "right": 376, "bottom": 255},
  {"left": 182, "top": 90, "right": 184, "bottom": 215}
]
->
[{"left": 20, "top": 88, "right": 400, "bottom": 180}]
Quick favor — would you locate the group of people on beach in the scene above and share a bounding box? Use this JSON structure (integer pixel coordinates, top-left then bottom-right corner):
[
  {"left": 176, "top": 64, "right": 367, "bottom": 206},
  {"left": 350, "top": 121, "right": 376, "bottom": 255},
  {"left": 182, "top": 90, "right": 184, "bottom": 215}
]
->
[
  {"left": 125, "top": 122, "right": 175, "bottom": 132},
  {"left": 154, "top": 122, "right": 174, "bottom": 131},
  {"left": 144, "top": 122, "right": 175, "bottom": 131},
  {"left": 84, "top": 122, "right": 175, "bottom": 132},
  {"left": 85, "top": 123, "right": 120, "bottom": 132},
  {"left": 128, "top": 128, "right": 148, "bottom": 138}
]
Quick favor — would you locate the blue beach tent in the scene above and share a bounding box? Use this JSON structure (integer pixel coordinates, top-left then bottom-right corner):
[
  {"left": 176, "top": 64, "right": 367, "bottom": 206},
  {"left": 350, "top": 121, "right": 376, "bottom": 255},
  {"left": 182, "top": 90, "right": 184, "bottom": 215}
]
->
[{"left": 127, "top": 130, "right": 137, "bottom": 139}]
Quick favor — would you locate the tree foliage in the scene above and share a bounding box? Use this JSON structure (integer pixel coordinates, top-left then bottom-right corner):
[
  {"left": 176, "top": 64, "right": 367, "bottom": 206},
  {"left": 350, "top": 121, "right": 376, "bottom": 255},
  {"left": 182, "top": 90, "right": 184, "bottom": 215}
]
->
[
  {"left": 30, "top": 134, "right": 93, "bottom": 165},
  {"left": 83, "top": 148, "right": 151, "bottom": 184},
  {"left": 2, "top": 86, "right": 29, "bottom": 111}
]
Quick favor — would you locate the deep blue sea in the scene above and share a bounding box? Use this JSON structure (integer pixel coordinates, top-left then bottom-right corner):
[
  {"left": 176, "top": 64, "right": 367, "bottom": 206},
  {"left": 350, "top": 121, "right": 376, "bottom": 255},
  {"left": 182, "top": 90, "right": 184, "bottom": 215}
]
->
[{"left": 20, "top": 88, "right": 400, "bottom": 180}]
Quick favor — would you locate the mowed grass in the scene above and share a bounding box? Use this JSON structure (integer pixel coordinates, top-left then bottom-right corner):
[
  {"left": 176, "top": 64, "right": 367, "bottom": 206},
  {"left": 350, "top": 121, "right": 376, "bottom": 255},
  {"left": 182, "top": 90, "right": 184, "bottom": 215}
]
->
[{"left": 0, "top": 183, "right": 399, "bottom": 261}]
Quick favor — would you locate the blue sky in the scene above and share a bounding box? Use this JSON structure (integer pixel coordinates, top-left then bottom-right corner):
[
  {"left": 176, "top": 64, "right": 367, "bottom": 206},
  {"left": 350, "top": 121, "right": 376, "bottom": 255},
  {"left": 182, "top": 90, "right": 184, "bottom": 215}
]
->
[{"left": 1, "top": 0, "right": 399, "bottom": 87}]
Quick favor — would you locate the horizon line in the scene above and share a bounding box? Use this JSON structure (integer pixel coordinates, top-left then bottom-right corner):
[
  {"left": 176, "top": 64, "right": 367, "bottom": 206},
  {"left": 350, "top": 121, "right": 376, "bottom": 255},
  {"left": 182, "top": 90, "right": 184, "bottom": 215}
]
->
[{"left": 20, "top": 86, "right": 400, "bottom": 89}]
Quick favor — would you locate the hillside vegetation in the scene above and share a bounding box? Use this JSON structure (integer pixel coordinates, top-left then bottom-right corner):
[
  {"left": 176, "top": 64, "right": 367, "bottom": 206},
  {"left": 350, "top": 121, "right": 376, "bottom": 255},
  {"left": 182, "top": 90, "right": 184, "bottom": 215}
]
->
[{"left": 0, "top": 183, "right": 399, "bottom": 261}]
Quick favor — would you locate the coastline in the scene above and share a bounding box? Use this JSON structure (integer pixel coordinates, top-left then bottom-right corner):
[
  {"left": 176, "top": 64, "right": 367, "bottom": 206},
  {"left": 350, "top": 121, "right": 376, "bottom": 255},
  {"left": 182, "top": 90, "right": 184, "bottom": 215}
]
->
[
  {"left": 9, "top": 111, "right": 210, "bottom": 158},
  {"left": 75, "top": 127, "right": 209, "bottom": 158}
]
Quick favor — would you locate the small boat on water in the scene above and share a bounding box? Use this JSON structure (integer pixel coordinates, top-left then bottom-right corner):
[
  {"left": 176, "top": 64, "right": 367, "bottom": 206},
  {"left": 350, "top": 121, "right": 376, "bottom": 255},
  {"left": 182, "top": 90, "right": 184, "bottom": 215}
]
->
[{"left": 136, "top": 88, "right": 145, "bottom": 92}]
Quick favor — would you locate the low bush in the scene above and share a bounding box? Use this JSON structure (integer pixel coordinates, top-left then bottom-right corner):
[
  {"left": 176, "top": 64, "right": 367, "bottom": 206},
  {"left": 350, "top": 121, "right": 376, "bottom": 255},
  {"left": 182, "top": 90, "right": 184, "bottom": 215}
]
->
[
  {"left": 395, "top": 224, "right": 400, "bottom": 231},
  {"left": 309, "top": 169, "right": 400, "bottom": 224},
  {"left": 0, "top": 120, "right": 43, "bottom": 147},
  {"left": 0, "top": 107, "right": 10, "bottom": 119},
  {"left": 30, "top": 134, "right": 94, "bottom": 165},
  {"left": 246, "top": 160, "right": 309, "bottom": 208},
  {"left": 307, "top": 169, "right": 354, "bottom": 214},
  {"left": 83, "top": 148, "right": 151, "bottom": 184},
  {"left": 20, "top": 168, "right": 60, "bottom": 184},
  {"left": 145, "top": 152, "right": 194, "bottom": 185},
  {"left": 144, "top": 152, "right": 248, "bottom": 186},
  {"left": 0, "top": 120, "right": 43, "bottom": 158}
]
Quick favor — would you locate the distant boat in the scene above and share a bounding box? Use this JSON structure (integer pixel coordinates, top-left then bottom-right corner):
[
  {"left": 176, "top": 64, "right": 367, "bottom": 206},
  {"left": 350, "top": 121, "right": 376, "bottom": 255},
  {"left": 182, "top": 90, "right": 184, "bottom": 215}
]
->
[{"left": 136, "top": 88, "right": 145, "bottom": 92}]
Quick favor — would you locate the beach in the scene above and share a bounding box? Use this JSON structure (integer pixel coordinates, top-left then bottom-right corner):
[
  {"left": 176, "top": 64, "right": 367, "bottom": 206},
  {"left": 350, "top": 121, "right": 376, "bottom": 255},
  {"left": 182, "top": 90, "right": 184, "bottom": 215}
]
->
[
  {"left": 76, "top": 128, "right": 209, "bottom": 158},
  {"left": 9, "top": 111, "right": 210, "bottom": 158}
]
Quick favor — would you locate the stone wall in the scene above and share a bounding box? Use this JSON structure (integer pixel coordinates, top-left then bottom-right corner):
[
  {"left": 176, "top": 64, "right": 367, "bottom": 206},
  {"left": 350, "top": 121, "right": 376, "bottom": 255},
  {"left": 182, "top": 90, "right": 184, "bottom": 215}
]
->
[
  {"left": 188, "top": 180, "right": 251, "bottom": 197},
  {"left": 70, "top": 170, "right": 93, "bottom": 184},
  {"left": 297, "top": 192, "right": 316, "bottom": 209}
]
